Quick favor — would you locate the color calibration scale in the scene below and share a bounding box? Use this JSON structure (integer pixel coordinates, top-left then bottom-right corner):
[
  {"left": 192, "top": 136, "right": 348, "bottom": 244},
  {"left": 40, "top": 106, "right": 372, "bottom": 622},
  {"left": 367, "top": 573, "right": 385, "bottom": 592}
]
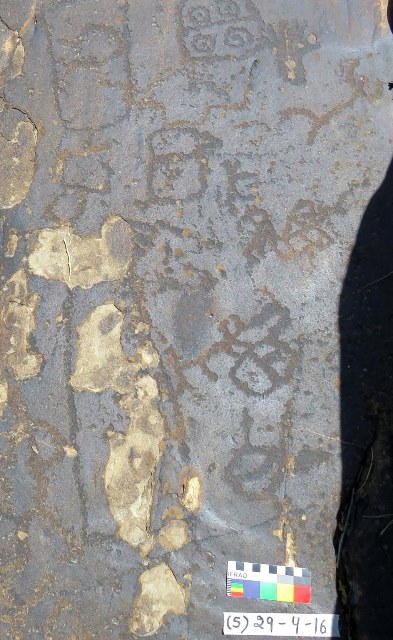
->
[
  {"left": 223, "top": 613, "right": 340, "bottom": 637},
  {"left": 227, "top": 561, "right": 311, "bottom": 604}
]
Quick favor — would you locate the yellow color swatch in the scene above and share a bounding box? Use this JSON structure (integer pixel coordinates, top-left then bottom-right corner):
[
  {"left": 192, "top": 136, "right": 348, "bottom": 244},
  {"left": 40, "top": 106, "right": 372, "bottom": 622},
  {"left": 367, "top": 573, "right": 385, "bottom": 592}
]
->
[{"left": 277, "top": 583, "right": 294, "bottom": 603}]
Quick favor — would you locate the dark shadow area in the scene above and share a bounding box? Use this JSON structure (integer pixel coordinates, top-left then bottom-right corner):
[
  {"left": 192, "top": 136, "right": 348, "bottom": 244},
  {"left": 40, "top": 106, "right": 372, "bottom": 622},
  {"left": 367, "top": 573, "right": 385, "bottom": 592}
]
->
[{"left": 335, "top": 155, "right": 393, "bottom": 639}]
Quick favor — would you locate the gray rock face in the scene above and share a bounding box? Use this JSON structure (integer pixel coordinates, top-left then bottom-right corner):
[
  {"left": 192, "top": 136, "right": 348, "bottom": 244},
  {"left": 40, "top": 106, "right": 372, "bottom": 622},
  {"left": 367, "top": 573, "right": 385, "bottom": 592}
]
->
[{"left": 0, "top": 0, "right": 392, "bottom": 638}]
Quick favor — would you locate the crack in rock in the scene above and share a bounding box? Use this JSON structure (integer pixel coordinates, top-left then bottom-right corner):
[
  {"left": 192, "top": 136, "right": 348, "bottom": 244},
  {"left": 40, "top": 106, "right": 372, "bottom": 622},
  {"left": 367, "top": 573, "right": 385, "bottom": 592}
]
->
[
  {"left": 28, "top": 217, "right": 134, "bottom": 289},
  {"left": 0, "top": 17, "right": 24, "bottom": 84},
  {"left": 0, "top": 101, "right": 36, "bottom": 209}
]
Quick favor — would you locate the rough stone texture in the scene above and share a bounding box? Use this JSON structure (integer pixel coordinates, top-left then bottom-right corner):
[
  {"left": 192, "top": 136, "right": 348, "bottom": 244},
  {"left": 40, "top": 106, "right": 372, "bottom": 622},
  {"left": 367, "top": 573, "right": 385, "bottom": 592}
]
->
[
  {"left": 0, "top": 101, "right": 36, "bottom": 209},
  {"left": 0, "top": 0, "right": 392, "bottom": 638}
]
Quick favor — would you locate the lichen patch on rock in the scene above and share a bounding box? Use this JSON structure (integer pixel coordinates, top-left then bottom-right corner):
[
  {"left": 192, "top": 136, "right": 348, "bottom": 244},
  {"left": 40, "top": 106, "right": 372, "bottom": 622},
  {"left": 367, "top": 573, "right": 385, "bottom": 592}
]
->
[
  {"left": 70, "top": 303, "right": 159, "bottom": 394},
  {"left": 5, "top": 229, "right": 19, "bottom": 257},
  {"left": 0, "top": 101, "right": 37, "bottom": 209},
  {"left": 0, "top": 19, "right": 24, "bottom": 84},
  {"left": 0, "top": 378, "right": 8, "bottom": 418},
  {"left": 179, "top": 467, "right": 203, "bottom": 513},
  {"left": 0, "top": 269, "right": 42, "bottom": 382},
  {"left": 63, "top": 445, "right": 78, "bottom": 458},
  {"left": 158, "top": 519, "right": 190, "bottom": 551},
  {"left": 71, "top": 303, "right": 164, "bottom": 547},
  {"left": 105, "top": 375, "right": 165, "bottom": 547},
  {"left": 162, "top": 505, "right": 185, "bottom": 521},
  {"left": 8, "top": 40, "right": 24, "bottom": 79},
  {"left": 129, "top": 563, "right": 187, "bottom": 637},
  {"left": 28, "top": 217, "right": 133, "bottom": 289}
]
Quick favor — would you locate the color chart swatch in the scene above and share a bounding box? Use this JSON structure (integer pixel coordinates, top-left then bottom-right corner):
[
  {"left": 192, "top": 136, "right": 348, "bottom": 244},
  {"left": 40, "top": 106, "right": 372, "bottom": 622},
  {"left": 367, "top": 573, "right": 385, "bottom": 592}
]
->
[{"left": 226, "top": 561, "right": 311, "bottom": 604}]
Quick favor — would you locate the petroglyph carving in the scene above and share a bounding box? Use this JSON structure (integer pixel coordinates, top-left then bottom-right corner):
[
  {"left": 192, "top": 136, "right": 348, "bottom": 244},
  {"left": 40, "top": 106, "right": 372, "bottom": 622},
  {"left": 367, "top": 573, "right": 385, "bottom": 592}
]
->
[
  {"left": 274, "top": 21, "right": 319, "bottom": 84},
  {"left": 226, "top": 443, "right": 285, "bottom": 498},
  {"left": 196, "top": 303, "right": 297, "bottom": 398},
  {"left": 180, "top": 0, "right": 275, "bottom": 59},
  {"left": 277, "top": 203, "right": 333, "bottom": 258},
  {"left": 147, "top": 127, "right": 220, "bottom": 203}
]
